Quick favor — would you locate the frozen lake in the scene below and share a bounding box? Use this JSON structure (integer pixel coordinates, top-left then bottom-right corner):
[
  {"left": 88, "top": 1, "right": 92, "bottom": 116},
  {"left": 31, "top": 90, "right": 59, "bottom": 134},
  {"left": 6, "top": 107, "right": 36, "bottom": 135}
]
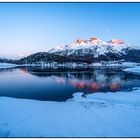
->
[{"left": 0, "top": 66, "right": 140, "bottom": 101}]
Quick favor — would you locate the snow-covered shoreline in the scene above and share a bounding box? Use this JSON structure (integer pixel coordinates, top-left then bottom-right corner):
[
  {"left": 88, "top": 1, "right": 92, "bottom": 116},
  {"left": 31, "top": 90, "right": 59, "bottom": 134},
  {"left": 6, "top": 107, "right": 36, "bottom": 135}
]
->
[
  {"left": 0, "top": 62, "right": 138, "bottom": 69},
  {"left": 17, "top": 62, "right": 139, "bottom": 68},
  {"left": 1, "top": 88, "right": 140, "bottom": 137},
  {"left": 0, "top": 63, "right": 19, "bottom": 69},
  {"left": 123, "top": 66, "right": 140, "bottom": 75},
  {"left": 92, "top": 62, "right": 138, "bottom": 67}
]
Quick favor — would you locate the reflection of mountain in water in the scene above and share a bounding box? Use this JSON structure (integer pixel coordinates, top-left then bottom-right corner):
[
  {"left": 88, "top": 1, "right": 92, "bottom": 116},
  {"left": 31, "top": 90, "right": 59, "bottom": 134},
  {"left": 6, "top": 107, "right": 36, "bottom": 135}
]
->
[
  {"left": 0, "top": 66, "right": 140, "bottom": 101},
  {"left": 23, "top": 66, "right": 140, "bottom": 93}
]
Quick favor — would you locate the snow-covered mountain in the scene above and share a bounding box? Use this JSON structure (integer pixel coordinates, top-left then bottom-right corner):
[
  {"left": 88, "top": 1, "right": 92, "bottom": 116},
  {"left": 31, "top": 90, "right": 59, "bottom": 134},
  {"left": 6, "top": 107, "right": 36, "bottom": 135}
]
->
[
  {"left": 13, "top": 37, "right": 140, "bottom": 65},
  {"left": 48, "top": 37, "right": 134, "bottom": 58}
]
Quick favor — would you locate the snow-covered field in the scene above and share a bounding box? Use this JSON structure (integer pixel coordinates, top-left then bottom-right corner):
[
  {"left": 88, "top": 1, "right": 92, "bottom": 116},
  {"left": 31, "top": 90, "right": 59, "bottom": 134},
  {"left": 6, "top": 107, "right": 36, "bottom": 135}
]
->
[
  {"left": 0, "top": 63, "right": 19, "bottom": 68},
  {"left": 1, "top": 88, "right": 140, "bottom": 137}
]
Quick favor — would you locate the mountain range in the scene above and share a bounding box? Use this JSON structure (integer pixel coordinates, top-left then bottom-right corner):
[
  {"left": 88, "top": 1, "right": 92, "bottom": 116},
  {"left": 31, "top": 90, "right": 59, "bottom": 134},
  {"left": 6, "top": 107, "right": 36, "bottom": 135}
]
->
[{"left": 1, "top": 37, "right": 140, "bottom": 64}]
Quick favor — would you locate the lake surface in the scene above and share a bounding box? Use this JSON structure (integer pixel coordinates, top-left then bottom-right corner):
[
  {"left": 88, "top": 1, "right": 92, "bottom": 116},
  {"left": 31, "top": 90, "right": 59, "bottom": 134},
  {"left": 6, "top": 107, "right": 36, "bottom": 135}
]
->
[{"left": 0, "top": 66, "right": 140, "bottom": 101}]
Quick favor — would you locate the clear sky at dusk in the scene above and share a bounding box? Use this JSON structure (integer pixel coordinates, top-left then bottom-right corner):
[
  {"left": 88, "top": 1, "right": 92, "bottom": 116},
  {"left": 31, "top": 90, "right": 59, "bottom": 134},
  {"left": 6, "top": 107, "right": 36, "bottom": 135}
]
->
[{"left": 0, "top": 2, "right": 140, "bottom": 58}]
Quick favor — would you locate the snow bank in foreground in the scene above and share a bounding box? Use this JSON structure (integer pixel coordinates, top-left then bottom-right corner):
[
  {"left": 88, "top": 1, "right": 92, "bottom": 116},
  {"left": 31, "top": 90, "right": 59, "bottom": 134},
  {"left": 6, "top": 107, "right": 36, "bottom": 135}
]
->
[
  {"left": 1, "top": 89, "right": 140, "bottom": 137},
  {"left": 0, "top": 63, "right": 19, "bottom": 68},
  {"left": 72, "top": 88, "right": 140, "bottom": 106},
  {"left": 123, "top": 66, "right": 140, "bottom": 75}
]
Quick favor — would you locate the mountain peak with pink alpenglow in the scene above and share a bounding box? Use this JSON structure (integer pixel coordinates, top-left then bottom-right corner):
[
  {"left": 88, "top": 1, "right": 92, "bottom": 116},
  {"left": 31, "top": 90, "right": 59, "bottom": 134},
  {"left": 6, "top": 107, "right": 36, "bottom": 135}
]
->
[
  {"left": 109, "top": 39, "right": 124, "bottom": 44},
  {"left": 18, "top": 37, "right": 140, "bottom": 64},
  {"left": 48, "top": 37, "right": 137, "bottom": 61},
  {"left": 48, "top": 37, "right": 133, "bottom": 57}
]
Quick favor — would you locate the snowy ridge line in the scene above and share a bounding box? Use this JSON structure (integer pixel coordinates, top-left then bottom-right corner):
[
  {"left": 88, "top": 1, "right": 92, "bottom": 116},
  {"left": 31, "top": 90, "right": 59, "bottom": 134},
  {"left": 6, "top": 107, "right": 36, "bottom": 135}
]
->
[{"left": 48, "top": 37, "right": 136, "bottom": 57}]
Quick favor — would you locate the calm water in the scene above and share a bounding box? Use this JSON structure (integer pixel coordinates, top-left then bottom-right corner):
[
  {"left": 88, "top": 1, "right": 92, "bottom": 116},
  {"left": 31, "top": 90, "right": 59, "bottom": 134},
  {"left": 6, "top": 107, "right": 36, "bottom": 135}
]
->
[{"left": 0, "top": 66, "right": 140, "bottom": 101}]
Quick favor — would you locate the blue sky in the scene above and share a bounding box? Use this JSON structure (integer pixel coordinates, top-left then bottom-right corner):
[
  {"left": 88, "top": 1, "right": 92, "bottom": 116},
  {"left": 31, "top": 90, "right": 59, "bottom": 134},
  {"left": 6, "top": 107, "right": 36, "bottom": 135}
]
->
[{"left": 0, "top": 3, "right": 140, "bottom": 58}]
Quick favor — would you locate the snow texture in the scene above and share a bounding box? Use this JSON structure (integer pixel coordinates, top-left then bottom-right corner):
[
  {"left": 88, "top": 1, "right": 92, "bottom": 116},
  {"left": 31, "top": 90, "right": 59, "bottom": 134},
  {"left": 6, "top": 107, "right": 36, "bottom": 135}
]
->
[{"left": 0, "top": 88, "right": 140, "bottom": 137}]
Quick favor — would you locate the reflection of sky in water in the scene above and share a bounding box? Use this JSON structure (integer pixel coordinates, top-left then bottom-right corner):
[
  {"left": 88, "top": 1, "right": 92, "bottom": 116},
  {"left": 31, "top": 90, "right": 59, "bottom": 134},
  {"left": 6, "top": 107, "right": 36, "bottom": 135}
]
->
[{"left": 0, "top": 67, "right": 140, "bottom": 101}]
